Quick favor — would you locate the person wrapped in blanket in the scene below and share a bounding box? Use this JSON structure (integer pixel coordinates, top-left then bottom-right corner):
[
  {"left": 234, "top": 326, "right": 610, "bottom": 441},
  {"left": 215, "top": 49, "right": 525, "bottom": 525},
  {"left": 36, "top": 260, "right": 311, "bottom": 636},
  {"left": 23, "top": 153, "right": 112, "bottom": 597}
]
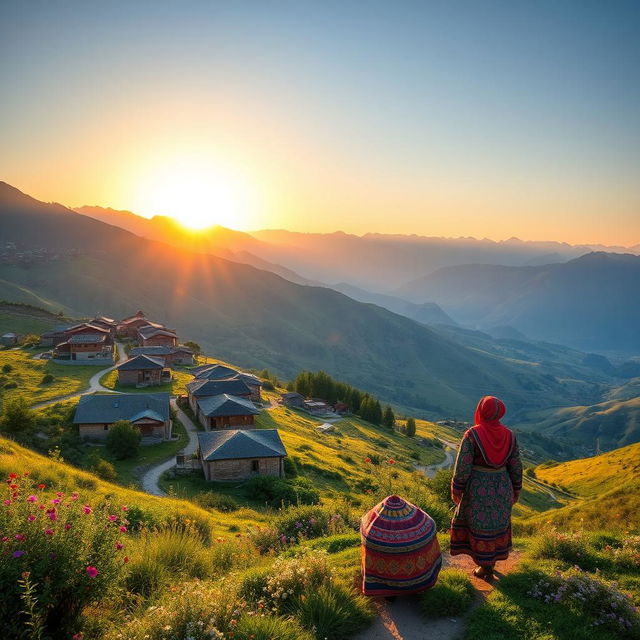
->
[
  {"left": 360, "top": 494, "right": 442, "bottom": 597},
  {"left": 450, "top": 395, "right": 523, "bottom": 579}
]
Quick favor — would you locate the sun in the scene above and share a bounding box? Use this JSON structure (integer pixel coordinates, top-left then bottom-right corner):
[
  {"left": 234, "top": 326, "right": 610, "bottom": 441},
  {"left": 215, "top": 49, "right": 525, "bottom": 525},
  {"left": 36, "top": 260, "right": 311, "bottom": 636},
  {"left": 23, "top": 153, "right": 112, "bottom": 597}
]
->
[{"left": 133, "top": 156, "right": 254, "bottom": 230}]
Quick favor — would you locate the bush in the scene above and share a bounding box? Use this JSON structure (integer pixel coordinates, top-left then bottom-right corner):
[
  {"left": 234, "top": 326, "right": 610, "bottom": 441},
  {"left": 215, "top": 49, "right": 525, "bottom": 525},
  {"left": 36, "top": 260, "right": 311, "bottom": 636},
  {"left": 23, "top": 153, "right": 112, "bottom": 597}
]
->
[
  {"left": 2, "top": 363, "right": 12, "bottom": 373},
  {"left": 0, "top": 397, "right": 35, "bottom": 434},
  {"left": 3, "top": 380, "right": 17, "bottom": 389},
  {"left": 92, "top": 458, "right": 117, "bottom": 481},
  {"left": 244, "top": 475, "right": 319, "bottom": 507},
  {"left": 530, "top": 529, "right": 598, "bottom": 570},
  {"left": 41, "top": 373, "right": 55, "bottom": 384},
  {"left": 406, "top": 416, "right": 416, "bottom": 437},
  {"left": 105, "top": 420, "right": 141, "bottom": 460},
  {"left": 430, "top": 468, "right": 454, "bottom": 505},
  {"left": 193, "top": 491, "right": 239, "bottom": 512},
  {"left": 273, "top": 505, "right": 333, "bottom": 543},
  {"left": 284, "top": 455, "right": 299, "bottom": 478},
  {"left": 303, "top": 532, "right": 361, "bottom": 554},
  {"left": 124, "top": 553, "right": 169, "bottom": 598},
  {"left": 420, "top": 569, "right": 474, "bottom": 618},
  {"left": 294, "top": 582, "right": 374, "bottom": 639},
  {"left": 0, "top": 473, "right": 128, "bottom": 637}
]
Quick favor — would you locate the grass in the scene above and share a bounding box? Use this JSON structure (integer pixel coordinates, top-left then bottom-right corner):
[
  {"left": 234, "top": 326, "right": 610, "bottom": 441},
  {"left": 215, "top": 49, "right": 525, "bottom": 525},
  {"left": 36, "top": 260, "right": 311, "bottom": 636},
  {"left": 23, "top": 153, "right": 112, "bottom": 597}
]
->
[
  {"left": 420, "top": 568, "right": 475, "bottom": 618},
  {"left": 0, "top": 348, "right": 96, "bottom": 405}
]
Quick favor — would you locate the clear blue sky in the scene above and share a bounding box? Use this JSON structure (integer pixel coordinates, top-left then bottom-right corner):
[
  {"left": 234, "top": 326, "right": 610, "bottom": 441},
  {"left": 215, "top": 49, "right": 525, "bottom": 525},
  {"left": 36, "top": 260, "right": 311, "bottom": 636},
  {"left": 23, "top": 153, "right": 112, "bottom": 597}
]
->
[{"left": 1, "top": 0, "right": 639, "bottom": 244}]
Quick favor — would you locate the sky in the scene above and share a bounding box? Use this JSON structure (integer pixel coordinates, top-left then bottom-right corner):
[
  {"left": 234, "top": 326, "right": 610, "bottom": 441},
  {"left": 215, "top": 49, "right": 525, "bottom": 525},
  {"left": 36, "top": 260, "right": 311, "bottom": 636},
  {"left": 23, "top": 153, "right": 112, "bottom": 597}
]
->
[{"left": 1, "top": 1, "right": 639, "bottom": 244}]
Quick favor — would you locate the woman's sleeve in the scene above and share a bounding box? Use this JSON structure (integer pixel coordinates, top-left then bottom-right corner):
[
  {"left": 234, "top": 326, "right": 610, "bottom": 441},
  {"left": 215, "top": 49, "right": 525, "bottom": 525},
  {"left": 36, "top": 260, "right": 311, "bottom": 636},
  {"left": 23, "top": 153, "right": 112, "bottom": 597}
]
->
[
  {"left": 507, "top": 435, "right": 523, "bottom": 503},
  {"left": 450, "top": 433, "right": 474, "bottom": 504}
]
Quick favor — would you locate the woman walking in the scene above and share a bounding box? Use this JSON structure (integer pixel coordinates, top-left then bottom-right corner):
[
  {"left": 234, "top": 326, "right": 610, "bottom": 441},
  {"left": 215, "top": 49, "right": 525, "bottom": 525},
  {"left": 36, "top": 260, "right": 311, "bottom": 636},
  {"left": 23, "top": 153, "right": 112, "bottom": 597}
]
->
[{"left": 450, "top": 395, "right": 523, "bottom": 579}]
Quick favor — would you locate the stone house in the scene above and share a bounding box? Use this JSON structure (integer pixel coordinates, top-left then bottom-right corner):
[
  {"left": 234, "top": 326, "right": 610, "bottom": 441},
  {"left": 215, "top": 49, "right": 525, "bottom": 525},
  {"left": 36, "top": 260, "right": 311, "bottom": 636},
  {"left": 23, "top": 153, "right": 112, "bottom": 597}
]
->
[
  {"left": 116, "top": 354, "right": 171, "bottom": 386},
  {"left": 137, "top": 325, "right": 178, "bottom": 348},
  {"left": 281, "top": 392, "right": 304, "bottom": 408},
  {"left": 129, "top": 345, "right": 194, "bottom": 367},
  {"left": 1, "top": 332, "right": 19, "bottom": 346},
  {"left": 196, "top": 393, "right": 260, "bottom": 430},
  {"left": 73, "top": 392, "right": 171, "bottom": 440},
  {"left": 187, "top": 377, "right": 252, "bottom": 414},
  {"left": 197, "top": 429, "right": 287, "bottom": 481}
]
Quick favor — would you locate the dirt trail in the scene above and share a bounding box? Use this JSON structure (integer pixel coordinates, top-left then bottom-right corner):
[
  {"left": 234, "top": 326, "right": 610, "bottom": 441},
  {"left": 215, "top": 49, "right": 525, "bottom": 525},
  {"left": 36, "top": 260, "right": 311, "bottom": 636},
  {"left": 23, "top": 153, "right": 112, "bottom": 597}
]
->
[{"left": 352, "top": 550, "right": 522, "bottom": 640}]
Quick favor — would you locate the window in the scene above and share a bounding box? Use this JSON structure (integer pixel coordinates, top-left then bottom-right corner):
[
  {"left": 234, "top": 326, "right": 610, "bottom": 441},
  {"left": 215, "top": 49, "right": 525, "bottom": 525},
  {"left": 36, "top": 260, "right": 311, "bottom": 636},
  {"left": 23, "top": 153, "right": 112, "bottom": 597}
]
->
[
  {"left": 103, "top": 424, "right": 109, "bottom": 430},
  {"left": 251, "top": 460, "right": 260, "bottom": 472}
]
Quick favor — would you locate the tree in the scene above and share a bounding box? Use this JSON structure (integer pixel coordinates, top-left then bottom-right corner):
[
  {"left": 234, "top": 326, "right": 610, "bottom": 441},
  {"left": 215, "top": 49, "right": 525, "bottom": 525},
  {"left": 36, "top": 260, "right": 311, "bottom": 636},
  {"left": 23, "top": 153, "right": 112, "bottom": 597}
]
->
[
  {"left": 0, "top": 397, "right": 35, "bottom": 435},
  {"left": 382, "top": 406, "right": 395, "bottom": 428},
  {"left": 105, "top": 420, "right": 141, "bottom": 460},
  {"left": 406, "top": 417, "right": 416, "bottom": 437},
  {"left": 183, "top": 341, "right": 202, "bottom": 358}
]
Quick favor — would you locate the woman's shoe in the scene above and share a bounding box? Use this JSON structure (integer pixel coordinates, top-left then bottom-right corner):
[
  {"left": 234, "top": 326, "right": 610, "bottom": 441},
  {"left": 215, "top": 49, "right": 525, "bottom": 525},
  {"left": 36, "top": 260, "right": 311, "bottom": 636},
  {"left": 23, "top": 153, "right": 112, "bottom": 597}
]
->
[{"left": 473, "top": 566, "right": 494, "bottom": 579}]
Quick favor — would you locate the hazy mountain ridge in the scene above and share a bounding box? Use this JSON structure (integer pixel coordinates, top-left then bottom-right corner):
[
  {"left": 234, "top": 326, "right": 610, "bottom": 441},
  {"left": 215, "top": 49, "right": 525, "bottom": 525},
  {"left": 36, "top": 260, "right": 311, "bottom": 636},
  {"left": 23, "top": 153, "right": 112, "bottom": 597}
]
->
[
  {"left": 0, "top": 182, "right": 606, "bottom": 422},
  {"left": 394, "top": 253, "right": 640, "bottom": 353}
]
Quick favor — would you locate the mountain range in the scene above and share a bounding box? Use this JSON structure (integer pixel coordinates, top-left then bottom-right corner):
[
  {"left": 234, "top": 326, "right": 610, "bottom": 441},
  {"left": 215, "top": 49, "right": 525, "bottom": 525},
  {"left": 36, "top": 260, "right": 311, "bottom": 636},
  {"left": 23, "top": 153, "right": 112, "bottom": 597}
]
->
[{"left": 0, "top": 181, "right": 615, "bottom": 425}]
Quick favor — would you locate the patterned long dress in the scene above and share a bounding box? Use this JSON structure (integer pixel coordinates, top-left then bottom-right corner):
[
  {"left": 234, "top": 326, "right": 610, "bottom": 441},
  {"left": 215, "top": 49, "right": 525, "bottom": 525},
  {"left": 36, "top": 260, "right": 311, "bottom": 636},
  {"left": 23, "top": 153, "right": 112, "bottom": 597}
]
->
[{"left": 450, "top": 428, "right": 523, "bottom": 566}]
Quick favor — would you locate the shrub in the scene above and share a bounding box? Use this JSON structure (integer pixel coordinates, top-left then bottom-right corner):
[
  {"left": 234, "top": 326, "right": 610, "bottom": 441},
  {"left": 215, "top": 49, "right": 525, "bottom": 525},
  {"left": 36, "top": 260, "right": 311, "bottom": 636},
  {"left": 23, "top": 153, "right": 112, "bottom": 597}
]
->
[
  {"left": 294, "top": 582, "right": 374, "bottom": 639},
  {"left": 124, "top": 553, "right": 169, "bottom": 598},
  {"left": 528, "top": 565, "right": 640, "bottom": 636},
  {"left": 430, "top": 468, "right": 454, "bottom": 505},
  {"left": 0, "top": 397, "right": 35, "bottom": 434},
  {"left": 406, "top": 416, "right": 416, "bottom": 437},
  {"left": 530, "top": 529, "right": 598, "bottom": 570},
  {"left": 420, "top": 569, "right": 474, "bottom": 618},
  {"left": 244, "top": 475, "right": 319, "bottom": 507},
  {"left": 3, "top": 380, "right": 17, "bottom": 389},
  {"left": 284, "top": 455, "right": 299, "bottom": 478},
  {"left": 41, "top": 373, "right": 55, "bottom": 384},
  {"left": 303, "top": 532, "right": 360, "bottom": 554},
  {"left": 0, "top": 473, "right": 128, "bottom": 637},
  {"left": 92, "top": 458, "right": 117, "bottom": 481},
  {"left": 273, "top": 505, "right": 334, "bottom": 543},
  {"left": 105, "top": 420, "right": 141, "bottom": 459},
  {"left": 2, "top": 363, "right": 12, "bottom": 373},
  {"left": 193, "top": 491, "right": 239, "bottom": 512}
]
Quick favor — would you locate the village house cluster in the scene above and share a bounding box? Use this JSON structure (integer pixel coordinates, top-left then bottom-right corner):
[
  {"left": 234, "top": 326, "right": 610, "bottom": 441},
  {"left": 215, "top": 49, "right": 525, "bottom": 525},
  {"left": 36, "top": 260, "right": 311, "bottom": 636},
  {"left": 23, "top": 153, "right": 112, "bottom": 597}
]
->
[{"left": 68, "top": 311, "right": 287, "bottom": 482}]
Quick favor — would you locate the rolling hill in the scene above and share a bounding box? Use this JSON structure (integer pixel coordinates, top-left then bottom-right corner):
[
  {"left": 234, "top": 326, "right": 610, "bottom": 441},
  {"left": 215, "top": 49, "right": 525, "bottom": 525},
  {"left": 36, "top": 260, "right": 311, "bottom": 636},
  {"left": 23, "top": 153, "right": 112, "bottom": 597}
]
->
[
  {"left": 395, "top": 253, "right": 640, "bottom": 353},
  {"left": 0, "top": 182, "right": 612, "bottom": 420}
]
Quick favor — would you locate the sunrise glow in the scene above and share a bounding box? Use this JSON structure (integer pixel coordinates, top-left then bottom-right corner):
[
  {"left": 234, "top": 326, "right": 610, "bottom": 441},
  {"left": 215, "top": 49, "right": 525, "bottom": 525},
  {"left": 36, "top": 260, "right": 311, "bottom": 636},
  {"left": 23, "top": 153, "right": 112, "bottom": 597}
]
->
[{"left": 132, "top": 156, "right": 255, "bottom": 230}]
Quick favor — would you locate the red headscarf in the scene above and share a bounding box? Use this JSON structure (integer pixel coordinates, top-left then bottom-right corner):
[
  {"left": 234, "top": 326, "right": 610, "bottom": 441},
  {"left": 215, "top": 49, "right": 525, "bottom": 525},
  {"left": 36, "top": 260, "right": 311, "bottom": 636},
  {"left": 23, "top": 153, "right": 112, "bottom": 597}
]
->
[{"left": 471, "top": 396, "right": 513, "bottom": 466}]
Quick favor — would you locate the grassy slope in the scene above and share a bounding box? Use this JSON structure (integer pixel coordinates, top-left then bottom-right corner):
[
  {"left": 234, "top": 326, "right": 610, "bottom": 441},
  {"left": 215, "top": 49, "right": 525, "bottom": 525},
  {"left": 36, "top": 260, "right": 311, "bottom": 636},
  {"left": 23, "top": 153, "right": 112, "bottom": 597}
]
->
[
  {"left": 0, "top": 348, "right": 96, "bottom": 405},
  {"left": 0, "top": 435, "right": 264, "bottom": 536},
  {"left": 523, "top": 443, "right": 640, "bottom": 531},
  {"left": 100, "top": 367, "right": 194, "bottom": 395}
]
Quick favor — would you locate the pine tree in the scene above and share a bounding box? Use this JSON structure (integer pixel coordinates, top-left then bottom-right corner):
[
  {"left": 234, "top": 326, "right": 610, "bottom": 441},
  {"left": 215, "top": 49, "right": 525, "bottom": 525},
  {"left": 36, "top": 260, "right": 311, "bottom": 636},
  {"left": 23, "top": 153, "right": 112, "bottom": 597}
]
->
[
  {"left": 382, "top": 405, "right": 395, "bottom": 428},
  {"left": 406, "top": 417, "right": 416, "bottom": 437}
]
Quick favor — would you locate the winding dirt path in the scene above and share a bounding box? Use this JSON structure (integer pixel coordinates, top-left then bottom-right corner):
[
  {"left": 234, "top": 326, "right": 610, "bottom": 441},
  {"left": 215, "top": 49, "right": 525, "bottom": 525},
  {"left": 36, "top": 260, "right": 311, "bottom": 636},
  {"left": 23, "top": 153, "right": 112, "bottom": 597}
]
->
[
  {"left": 140, "top": 399, "right": 200, "bottom": 496},
  {"left": 352, "top": 550, "right": 522, "bottom": 640},
  {"left": 31, "top": 341, "right": 127, "bottom": 410},
  {"left": 415, "top": 438, "right": 459, "bottom": 479}
]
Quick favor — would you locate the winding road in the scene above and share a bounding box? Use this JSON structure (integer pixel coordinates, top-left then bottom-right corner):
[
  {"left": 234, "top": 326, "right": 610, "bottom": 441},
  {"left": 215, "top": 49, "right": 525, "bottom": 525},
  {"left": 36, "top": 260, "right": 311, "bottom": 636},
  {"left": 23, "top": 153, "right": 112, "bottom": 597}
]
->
[
  {"left": 31, "top": 341, "right": 127, "bottom": 410},
  {"left": 140, "top": 399, "right": 200, "bottom": 496},
  {"left": 415, "top": 437, "right": 459, "bottom": 478}
]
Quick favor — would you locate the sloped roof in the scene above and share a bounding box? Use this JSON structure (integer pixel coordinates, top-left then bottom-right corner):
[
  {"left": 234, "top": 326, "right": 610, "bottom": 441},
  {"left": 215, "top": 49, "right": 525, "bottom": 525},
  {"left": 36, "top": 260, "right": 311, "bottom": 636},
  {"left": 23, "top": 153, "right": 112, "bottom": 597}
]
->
[
  {"left": 128, "top": 409, "right": 165, "bottom": 423},
  {"left": 68, "top": 333, "right": 107, "bottom": 344},
  {"left": 197, "top": 394, "right": 260, "bottom": 418},
  {"left": 93, "top": 316, "right": 116, "bottom": 325},
  {"left": 138, "top": 325, "right": 177, "bottom": 339},
  {"left": 187, "top": 378, "right": 252, "bottom": 397},
  {"left": 198, "top": 429, "right": 286, "bottom": 461},
  {"left": 66, "top": 323, "right": 110, "bottom": 335},
  {"left": 234, "top": 372, "right": 262, "bottom": 387},
  {"left": 116, "top": 354, "right": 165, "bottom": 371},
  {"left": 130, "top": 346, "right": 173, "bottom": 357},
  {"left": 194, "top": 364, "right": 239, "bottom": 381},
  {"left": 73, "top": 393, "right": 170, "bottom": 424}
]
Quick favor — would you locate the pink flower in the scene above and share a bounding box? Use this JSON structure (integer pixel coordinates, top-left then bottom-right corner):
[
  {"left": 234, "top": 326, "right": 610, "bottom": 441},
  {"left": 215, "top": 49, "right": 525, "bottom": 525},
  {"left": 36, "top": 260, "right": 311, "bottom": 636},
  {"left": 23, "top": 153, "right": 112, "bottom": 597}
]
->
[
  {"left": 82, "top": 505, "right": 92, "bottom": 514},
  {"left": 56, "top": 492, "right": 64, "bottom": 498},
  {"left": 44, "top": 529, "right": 54, "bottom": 536},
  {"left": 3, "top": 500, "right": 10, "bottom": 506},
  {"left": 108, "top": 515, "right": 118, "bottom": 522},
  {"left": 28, "top": 515, "right": 36, "bottom": 522},
  {"left": 121, "top": 505, "right": 128, "bottom": 511},
  {"left": 27, "top": 495, "right": 37, "bottom": 503},
  {"left": 115, "top": 541, "right": 124, "bottom": 550},
  {"left": 85, "top": 566, "right": 98, "bottom": 578},
  {"left": 72, "top": 633, "right": 84, "bottom": 640},
  {"left": 119, "top": 526, "right": 127, "bottom": 533},
  {"left": 15, "top": 534, "right": 25, "bottom": 541},
  {"left": 51, "top": 498, "right": 60, "bottom": 505},
  {"left": 64, "top": 523, "right": 72, "bottom": 531},
  {"left": 47, "top": 509, "right": 57, "bottom": 521},
  {"left": 70, "top": 493, "right": 79, "bottom": 501}
]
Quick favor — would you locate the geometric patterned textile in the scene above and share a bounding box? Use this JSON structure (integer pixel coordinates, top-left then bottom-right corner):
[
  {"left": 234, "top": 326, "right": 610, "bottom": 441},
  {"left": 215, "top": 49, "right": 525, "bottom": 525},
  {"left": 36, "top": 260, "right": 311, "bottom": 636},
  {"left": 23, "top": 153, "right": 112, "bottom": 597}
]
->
[{"left": 361, "top": 495, "right": 442, "bottom": 596}]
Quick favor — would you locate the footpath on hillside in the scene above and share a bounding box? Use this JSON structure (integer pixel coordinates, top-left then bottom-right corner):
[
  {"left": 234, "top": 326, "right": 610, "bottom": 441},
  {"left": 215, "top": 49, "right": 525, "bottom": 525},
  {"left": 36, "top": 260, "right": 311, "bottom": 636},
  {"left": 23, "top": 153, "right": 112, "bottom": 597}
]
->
[{"left": 353, "top": 550, "right": 522, "bottom": 640}]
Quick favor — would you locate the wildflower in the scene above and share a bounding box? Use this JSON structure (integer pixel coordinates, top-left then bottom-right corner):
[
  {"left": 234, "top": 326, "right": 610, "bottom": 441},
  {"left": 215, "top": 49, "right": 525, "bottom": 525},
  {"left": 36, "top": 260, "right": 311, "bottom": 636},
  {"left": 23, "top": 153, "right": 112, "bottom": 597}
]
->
[
  {"left": 108, "top": 515, "right": 118, "bottom": 522},
  {"left": 115, "top": 542, "right": 124, "bottom": 550},
  {"left": 364, "top": 457, "right": 372, "bottom": 463},
  {"left": 119, "top": 525, "right": 127, "bottom": 533},
  {"left": 51, "top": 498, "right": 60, "bottom": 505},
  {"left": 13, "top": 550, "right": 24, "bottom": 558},
  {"left": 50, "top": 553, "right": 57, "bottom": 560},
  {"left": 23, "top": 472, "right": 29, "bottom": 477},
  {"left": 28, "top": 515, "right": 36, "bottom": 522},
  {"left": 121, "top": 505, "right": 128, "bottom": 511},
  {"left": 38, "top": 484, "right": 46, "bottom": 490},
  {"left": 72, "top": 633, "right": 84, "bottom": 640},
  {"left": 387, "top": 459, "right": 396, "bottom": 465},
  {"left": 82, "top": 505, "right": 92, "bottom": 514},
  {"left": 27, "top": 495, "right": 37, "bottom": 502},
  {"left": 85, "top": 566, "right": 98, "bottom": 578},
  {"left": 3, "top": 500, "right": 10, "bottom": 506},
  {"left": 64, "top": 523, "right": 72, "bottom": 530},
  {"left": 44, "top": 529, "right": 54, "bottom": 536},
  {"left": 47, "top": 509, "right": 57, "bottom": 521},
  {"left": 15, "top": 534, "right": 25, "bottom": 541},
  {"left": 70, "top": 493, "right": 79, "bottom": 501},
  {"left": 8, "top": 473, "right": 17, "bottom": 479},
  {"left": 123, "top": 556, "right": 129, "bottom": 563}
]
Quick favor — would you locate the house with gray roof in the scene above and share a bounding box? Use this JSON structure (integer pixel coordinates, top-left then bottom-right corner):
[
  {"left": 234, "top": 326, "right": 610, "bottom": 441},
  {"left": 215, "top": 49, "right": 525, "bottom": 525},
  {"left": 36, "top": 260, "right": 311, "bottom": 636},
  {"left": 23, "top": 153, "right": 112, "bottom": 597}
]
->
[
  {"left": 192, "top": 364, "right": 262, "bottom": 401},
  {"left": 129, "top": 345, "right": 194, "bottom": 367},
  {"left": 73, "top": 392, "right": 171, "bottom": 440},
  {"left": 137, "top": 324, "right": 178, "bottom": 348},
  {"left": 116, "top": 354, "right": 171, "bottom": 387},
  {"left": 187, "top": 377, "right": 252, "bottom": 413},
  {"left": 196, "top": 393, "right": 260, "bottom": 430},
  {"left": 197, "top": 429, "right": 286, "bottom": 481}
]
